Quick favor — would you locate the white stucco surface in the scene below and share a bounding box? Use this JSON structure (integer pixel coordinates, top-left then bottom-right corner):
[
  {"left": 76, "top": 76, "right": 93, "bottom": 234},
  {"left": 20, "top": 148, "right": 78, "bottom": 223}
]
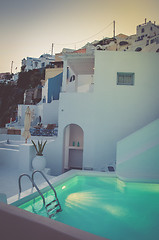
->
[
  {"left": 116, "top": 118, "right": 159, "bottom": 182},
  {"left": 18, "top": 100, "right": 59, "bottom": 127},
  {"left": 13, "top": 51, "right": 159, "bottom": 176},
  {"left": 52, "top": 51, "right": 159, "bottom": 172}
]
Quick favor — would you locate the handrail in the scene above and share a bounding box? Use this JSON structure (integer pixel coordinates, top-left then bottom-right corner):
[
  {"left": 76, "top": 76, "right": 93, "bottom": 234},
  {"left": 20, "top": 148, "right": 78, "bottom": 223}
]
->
[
  {"left": 18, "top": 171, "right": 62, "bottom": 217},
  {"left": 32, "top": 170, "right": 62, "bottom": 211},
  {"left": 32, "top": 170, "right": 57, "bottom": 197},
  {"left": 18, "top": 173, "right": 46, "bottom": 206}
]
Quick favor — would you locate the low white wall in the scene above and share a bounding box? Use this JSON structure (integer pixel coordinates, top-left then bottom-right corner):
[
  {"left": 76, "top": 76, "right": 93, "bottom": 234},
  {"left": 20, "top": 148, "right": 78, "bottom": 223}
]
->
[
  {"left": 0, "top": 148, "right": 19, "bottom": 169},
  {"left": 44, "top": 138, "right": 63, "bottom": 175},
  {"left": 116, "top": 119, "right": 159, "bottom": 182},
  {"left": 0, "top": 142, "right": 35, "bottom": 171},
  {"left": 19, "top": 144, "right": 36, "bottom": 171},
  {"left": 0, "top": 202, "right": 106, "bottom": 240}
]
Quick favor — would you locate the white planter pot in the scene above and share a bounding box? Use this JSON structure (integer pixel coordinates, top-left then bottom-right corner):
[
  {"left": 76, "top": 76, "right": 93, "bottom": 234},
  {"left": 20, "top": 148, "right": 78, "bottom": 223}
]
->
[{"left": 32, "top": 155, "right": 46, "bottom": 171}]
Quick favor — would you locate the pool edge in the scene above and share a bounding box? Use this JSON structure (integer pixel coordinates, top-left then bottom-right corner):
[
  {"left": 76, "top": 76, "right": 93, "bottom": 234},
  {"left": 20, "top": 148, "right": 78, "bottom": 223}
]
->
[
  {"left": 8, "top": 170, "right": 116, "bottom": 205},
  {"left": 0, "top": 201, "right": 108, "bottom": 240}
]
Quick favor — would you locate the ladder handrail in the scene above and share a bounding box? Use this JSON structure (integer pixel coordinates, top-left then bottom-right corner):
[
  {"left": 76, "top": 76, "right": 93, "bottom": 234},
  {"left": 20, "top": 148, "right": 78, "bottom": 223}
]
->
[
  {"left": 18, "top": 173, "right": 46, "bottom": 206},
  {"left": 32, "top": 170, "right": 62, "bottom": 211},
  {"left": 32, "top": 170, "right": 57, "bottom": 197},
  {"left": 18, "top": 171, "right": 62, "bottom": 218}
]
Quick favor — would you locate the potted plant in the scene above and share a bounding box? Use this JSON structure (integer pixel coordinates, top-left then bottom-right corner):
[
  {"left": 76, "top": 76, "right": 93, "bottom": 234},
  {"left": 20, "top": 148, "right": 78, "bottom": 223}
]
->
[{"left": 31, "top": 140, "right": 47, "bottom": 170}]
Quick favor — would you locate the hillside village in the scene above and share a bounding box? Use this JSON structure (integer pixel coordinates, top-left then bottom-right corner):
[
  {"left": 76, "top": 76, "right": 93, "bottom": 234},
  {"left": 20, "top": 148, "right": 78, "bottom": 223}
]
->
[
  {"left": 0, "top": 19, "right": 159, "bottom": 178},
  {"left": 1, "top": 20, "right": 158, "bottom": 108},
  {"left": 1, "top": 19, "right": 159, "bottom": 84}
]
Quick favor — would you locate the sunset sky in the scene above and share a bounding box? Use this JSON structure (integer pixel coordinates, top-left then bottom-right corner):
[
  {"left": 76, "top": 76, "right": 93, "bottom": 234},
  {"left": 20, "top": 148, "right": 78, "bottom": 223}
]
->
[{"left": 0, "top": 0, "right": 159, "bottom": 73}]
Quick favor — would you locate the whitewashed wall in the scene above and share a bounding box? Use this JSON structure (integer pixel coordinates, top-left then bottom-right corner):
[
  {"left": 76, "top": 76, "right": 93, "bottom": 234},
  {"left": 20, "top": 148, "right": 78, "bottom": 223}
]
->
[
  {"left": 66, "top": 68, "right": 76, "bottom": 92},
  {"left": 137, "top": 21, "right": 159, "bottom": 38},
  {"left": 0, "top": 143, "right": 35, "bottom": 171},
  {"left": 42, "top": 101, "right": 59, "bottom": 125},
  {"left": 54, "top": 51, "right": 159, "bottom": 172},
  {"left": 18, "top": 105, "right": 38, "bottom": 126},
  {"left": 18, "top": 100, "right": 59, "bottom": 127},
  {"left": 116, "top": 118, "right": 159, "bottom": 183},
  {"left": 17, "top": 51, "right": 159, "bottom": 175},
  {"left": 0, "top": 148, "right": 19, "bottom": 169},
  {"left": 41, "top": 81, "right": 48, "bottom": 103},
  {"left": 77, "top": 75, "right": 93, "bottom": 93}
]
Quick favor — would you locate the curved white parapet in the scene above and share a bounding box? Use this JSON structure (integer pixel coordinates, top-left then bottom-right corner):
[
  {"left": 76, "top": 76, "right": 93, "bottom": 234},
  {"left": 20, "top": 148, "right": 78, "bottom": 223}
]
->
[
  {"left": 0, "top": 202, "right": 107, "bottom": 240},
  {"left": 116, "top": 118, "right": 159, "bottom": 183}
]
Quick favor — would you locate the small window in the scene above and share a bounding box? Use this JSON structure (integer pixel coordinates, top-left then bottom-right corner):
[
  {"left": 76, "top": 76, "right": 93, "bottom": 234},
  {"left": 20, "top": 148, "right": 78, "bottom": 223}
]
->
[
  {"left": 70, "top": 75, "right": 75, "bottom": 82},
  {"left": 150, "top": 39, "right": 155, "bottom": 44},
  {"left": 135, "top": 47, "right": 142, "bottom": 52},
  {"left": 117, "top": 72, "right": 135, "bottom": 86},
  {"left": 141, "top": 28, "right": 145, "bottom": 33}
]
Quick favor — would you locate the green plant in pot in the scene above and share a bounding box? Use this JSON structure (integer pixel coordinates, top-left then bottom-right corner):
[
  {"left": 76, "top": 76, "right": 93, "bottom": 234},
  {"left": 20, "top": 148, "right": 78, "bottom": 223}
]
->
[{"left": 32, "top": 140, "right": 47, "bottom": 170}]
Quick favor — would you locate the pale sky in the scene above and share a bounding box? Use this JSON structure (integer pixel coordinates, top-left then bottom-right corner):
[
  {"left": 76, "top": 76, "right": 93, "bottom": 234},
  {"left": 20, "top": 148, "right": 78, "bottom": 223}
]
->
[{"left": 0, "top": 0, "right": 159, "bottom": 73}]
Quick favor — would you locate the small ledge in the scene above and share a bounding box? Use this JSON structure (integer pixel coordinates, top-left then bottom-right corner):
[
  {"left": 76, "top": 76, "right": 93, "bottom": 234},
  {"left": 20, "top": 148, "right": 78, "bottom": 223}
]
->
[{"left": 69, "top": 146, "right": 83, "bottom": 150}]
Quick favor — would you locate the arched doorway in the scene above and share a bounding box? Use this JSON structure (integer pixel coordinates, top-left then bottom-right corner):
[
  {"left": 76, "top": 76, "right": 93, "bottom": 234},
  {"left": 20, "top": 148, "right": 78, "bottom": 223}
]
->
[{"left": 63, "top": 124, "right": 84, "bottom": 171}]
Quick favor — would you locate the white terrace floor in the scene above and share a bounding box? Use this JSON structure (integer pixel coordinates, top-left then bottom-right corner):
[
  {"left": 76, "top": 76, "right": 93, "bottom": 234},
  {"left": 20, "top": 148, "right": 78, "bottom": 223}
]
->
[
  {"left": 0, "top": 135, "right": 56, "bottom": 200},
  {"left": 0, "top": 166, "right": 54, "bottom": 199}
]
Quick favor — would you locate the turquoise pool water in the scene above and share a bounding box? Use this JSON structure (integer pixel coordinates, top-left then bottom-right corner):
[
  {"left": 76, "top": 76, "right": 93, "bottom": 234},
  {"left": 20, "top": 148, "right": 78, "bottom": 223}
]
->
[{"left": 18, "top": 176, "right": 159, "bottom": 240}]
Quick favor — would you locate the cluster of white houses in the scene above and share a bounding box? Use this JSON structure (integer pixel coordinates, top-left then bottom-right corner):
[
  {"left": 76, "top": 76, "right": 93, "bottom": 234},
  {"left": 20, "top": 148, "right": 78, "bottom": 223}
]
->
[
  {"left": 21, "top": 20, "right": 159, "bottom": 74},
  {"left": 21, "top": 54, "right": 55, "bottom": 72},
  {"left": 7, "top": 20, "right": 159, "bottom": 181}
]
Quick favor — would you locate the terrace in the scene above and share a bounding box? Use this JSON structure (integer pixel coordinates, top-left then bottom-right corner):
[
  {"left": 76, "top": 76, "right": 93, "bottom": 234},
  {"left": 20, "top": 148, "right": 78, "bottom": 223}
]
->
[{"left": 0, "top": 165, "right": 53, "bottom": 199}]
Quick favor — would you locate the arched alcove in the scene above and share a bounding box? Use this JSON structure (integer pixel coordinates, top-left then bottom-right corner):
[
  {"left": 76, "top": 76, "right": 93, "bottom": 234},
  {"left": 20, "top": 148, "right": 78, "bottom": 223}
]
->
[{"left": 63, "top": 124, "right": 84, "bottom": 171}]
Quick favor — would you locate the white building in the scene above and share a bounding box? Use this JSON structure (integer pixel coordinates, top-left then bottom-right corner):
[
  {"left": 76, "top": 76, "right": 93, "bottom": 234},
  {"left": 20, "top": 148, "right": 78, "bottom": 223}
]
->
[
  {"left": 95, "top": 20, "right": 159, "bottom": 53},
  {"left": 16, "top": 19, "right": 159, "bottom": 178},
  {"left": 136, "top": 20, "right": 159, "bottom": 39},
  {"left": 125, "top": 20, "right": 159, "bottom": 52},
  {"left": 17, "top": 50, "right": 159, "bottom": 177},
  {"left": 22, "top": 54, "right": 55, "bottom": 72},
  {"left": 37, "top": 50, "right": 159, "bottom": 176}
]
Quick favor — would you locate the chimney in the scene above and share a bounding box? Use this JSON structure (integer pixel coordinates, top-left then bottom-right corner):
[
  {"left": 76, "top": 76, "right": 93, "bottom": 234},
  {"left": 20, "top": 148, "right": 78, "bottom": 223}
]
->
[
  {"left": 145, "top": 18, "right": 147, "bottom": 24},
  {"left": 154, "top": 21, "right": 156, "bottom": 25}
]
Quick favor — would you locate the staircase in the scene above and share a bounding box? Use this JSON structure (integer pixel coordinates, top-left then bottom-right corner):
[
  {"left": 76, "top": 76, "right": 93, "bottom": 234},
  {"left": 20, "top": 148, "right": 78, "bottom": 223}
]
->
[{"left": 116, "top": 119, "right": 159, "bottom": 183}]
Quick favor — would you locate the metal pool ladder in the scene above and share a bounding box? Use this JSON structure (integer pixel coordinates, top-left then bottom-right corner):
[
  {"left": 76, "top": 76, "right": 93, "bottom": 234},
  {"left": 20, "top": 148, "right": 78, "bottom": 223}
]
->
[{"left": 18, "top": 170, "right": 62, "bottom": 218}]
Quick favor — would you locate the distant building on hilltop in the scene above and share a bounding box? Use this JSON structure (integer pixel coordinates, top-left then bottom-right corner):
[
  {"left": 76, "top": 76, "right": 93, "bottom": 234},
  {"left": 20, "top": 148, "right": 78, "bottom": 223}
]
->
[
  {"left": 0, "top": 72, "right": 11, "bottom": 80},
  {"left": 21, "top": 54, "right": 55, "bottom": 72},
  {"left": 93, "top": 19, "right": 159, "bottom": 53},
  {"left": 0, "top": 72, "right": 13, "bottom": 84},
  {"left": 136, "top": 19, "right": 159, "bottom": 40}
]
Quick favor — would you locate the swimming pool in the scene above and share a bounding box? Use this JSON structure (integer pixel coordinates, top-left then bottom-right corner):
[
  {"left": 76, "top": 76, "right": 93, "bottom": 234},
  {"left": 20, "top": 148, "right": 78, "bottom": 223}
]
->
[{"left": 14, "top": 174, "right": 159, "bottom": 240}]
